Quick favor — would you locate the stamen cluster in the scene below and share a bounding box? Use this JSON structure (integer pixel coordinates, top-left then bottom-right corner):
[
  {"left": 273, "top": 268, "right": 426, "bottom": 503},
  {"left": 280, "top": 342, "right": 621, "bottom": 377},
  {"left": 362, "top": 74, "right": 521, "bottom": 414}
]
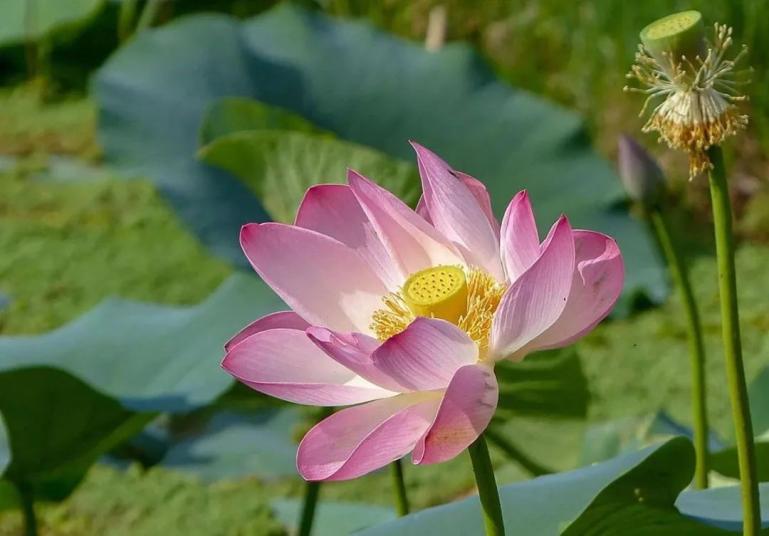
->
[
  {"left": 371, "top": 267, "right": 505, "bottom": 353},
  {"left": 625, "top": 23, "right": 749, "bottom": 179}
]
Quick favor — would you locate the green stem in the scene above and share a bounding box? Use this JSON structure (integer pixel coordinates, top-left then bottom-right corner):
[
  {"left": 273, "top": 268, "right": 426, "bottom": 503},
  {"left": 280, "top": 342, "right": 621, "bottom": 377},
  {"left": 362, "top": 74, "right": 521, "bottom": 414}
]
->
[
  {"left": 468, "top": 434, "right": 505, "bottom": 536},
  {"left": 390, "top": 459, "right": 410, "bottom": 516},
  {"left": 16, "top": 483, "right": 38, "bottom": 536},
  {"left": 484, "top": 426, "right": 553, "bottom": 477},
  {"left": 648, "top": 208, "right": 709, "bottom": 488},
  {"left": 297, "top": 480, "right": 321, "bottom": 536},
  {"left": 707, "top": 146, "right": 760, "bottom": 535},
  {"left": 118, "top": 0, "right": 139, "bottom": 42},
  {"left": 135, "top": 0, "right": 162, "bottom": 34}
]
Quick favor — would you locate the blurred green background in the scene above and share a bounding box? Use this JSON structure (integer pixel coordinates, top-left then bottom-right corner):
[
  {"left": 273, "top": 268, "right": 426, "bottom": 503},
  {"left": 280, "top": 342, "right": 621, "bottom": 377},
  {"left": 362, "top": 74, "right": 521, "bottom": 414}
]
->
[{"left": 2, "top": 1, "right": 769, "bottom": 534}]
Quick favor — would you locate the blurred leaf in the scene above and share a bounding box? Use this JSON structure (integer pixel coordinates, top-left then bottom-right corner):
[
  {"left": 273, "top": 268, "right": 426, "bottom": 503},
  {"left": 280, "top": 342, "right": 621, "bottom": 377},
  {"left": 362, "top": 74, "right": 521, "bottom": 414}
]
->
[
  {"left": 94, "top": 15, "right": 271, "bottom": 264},
  {"left": 563, "top": 439, "right": 721, "bottom": 535},
  {"left": 161, "top": 408, "right": 301, "bottom": 481},
  {"left": 0, "top": 367, "right": 150, "bottom": 502},
  {"left": 199, "top": 97, "right": 322, "bottom": 145},
  {"left": 199, "top": 130, "right": 420, "bottom": 222},
  {"left": 710, "top": 364, "right": 769, "bottom": 481},
  {"left": 272, "top": 499, "right": 395, "bottom": 535},
  {"left": 360, "top": 438, "right": 765, "bottom": 535},
  {"left": 94, "top": 5, "right": 664, "bottom": 302},
  {"left": 0, "top": 273, "right": 283, "bottom": 413},
  {"left": 487, "top": 348, "right": 589, "bottom": 475},
  {"left": 749, "top": 365, "right": 769, "bottom": 436},
  {"left": 676, "top": 485, "right": 769, "bottom": 532},
  {"left": 578, "top": 411, "right": 724, "bottom": 467},
  {"left": 495, "top": 347, "right": 587, "bottom": 420},
  {"left": 0, "top": 0, "right": 105, "bottom": 46},
  {"left": 711, "top": 442, "right": 769, "bottom": 482}
]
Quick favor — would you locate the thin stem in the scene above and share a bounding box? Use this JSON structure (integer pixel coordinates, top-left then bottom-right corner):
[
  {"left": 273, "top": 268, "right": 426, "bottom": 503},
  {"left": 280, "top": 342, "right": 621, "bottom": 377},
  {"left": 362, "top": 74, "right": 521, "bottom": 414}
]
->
[
  {"left": 118, "top": 0, "right": 139, "bottom": 42},
  {"left": 707, "top": 146, "right": 760, "bottom": 535},
  {"left": 648, "top": 208, "right": 710, "bottom": 488},
  {"left": 468, "top": 434, "right": 505, "bottom": 536},
  {"left": 16, "top": 482, "right": 38, "bottom": 536},
  {"left": 484, "top": 426, "right": 553, "bottom": 477},
  {"left": 135, "top": 0, "right": 162, "bottom": 34},
  {"left": 390, "top": 459, "right": 410, "bottom": 516},
  {"left": 297, "top": 480, "right": 321, "bottom": 536}
]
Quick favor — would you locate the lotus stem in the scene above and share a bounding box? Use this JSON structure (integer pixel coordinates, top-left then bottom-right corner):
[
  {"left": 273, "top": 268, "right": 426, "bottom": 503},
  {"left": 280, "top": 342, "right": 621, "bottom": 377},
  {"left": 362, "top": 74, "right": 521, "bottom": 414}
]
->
[
  {"left": 648, "top": 207, "right": 709, "bottom": 488},
  {"left": 390, "top": 459, "right": 410, "bottom": 516},
  {"left": 707, "top": 146, "right": 760, "bottom": 535},
  {"left": 17, "top": 482, "right": 38, "bottom": 536},
  {"left": 118, "top": 0, "right": 139, "bottom": 42},
  {"left": 136, "top": 0, "right": 163, "bottom": 34},
  {"left": 468, "top": 433, "right": 505, "bottom": 536},
  {"left": 297, "top": 480, "right": 321, "bottom": 536}
]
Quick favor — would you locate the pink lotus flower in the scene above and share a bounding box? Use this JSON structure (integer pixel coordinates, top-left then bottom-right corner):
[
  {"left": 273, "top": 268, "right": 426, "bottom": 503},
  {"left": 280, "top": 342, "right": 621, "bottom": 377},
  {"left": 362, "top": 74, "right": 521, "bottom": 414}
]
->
[{"left": 222, "top": 143, "right": 624, "bottom": 481}]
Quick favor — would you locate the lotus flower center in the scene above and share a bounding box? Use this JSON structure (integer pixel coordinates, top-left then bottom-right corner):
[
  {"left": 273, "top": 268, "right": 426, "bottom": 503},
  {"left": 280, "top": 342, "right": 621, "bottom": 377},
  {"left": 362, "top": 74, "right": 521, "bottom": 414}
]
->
[
  {"left": 370, "top": 265, "right": 506, "bottom": 352},
  {"left": 402, "top": 266, "right": 468, "bottom": 324}
]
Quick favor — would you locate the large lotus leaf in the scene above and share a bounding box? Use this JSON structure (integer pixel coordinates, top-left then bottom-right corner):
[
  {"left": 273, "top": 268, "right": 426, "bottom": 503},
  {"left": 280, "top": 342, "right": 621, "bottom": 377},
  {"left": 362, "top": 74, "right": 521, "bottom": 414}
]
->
[
  {"left": 94, "top": 15, "right": 271, "bottom": 264},
  {"left": 93, "top": 5, "right": 664, "bottom": 301},
  {"left": 0, "top": 367, "right": 150, "bottom": 502},
  {"left": 199, "top": 97, "right": 323, "bottom": 146},
  {"left": 199, "top": 130, "right": 420, "bottom": 222},
  {"left": 359, "top": 438, "right": 769, "bottom": 535},
  {"left": 272, "top": 499, "right": 395, "bottom": 536},
  {"left": 0, "top": 273, "right": 283, "bottom": 412},
  {"left": 0, "top": 0, "right": 104, "bottom": 46},
  {"left": 161, "top": 408, "right": 300, "bottom": 481}
]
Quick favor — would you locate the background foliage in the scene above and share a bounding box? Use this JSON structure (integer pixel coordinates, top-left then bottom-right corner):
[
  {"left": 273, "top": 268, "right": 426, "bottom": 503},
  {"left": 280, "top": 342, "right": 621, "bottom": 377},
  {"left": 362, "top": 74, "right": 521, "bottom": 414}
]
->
[{"left": 2, "top": 1, "right": 769, "bottom": 534}]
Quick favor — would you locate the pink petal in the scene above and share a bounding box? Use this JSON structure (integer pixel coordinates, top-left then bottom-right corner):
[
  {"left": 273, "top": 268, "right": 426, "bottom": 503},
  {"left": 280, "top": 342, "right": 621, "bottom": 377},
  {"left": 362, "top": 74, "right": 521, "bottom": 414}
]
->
[
  {"left": 524, "top": 230, "right": 624, "bottom": 351},
  {"left": 241, "top": 222, "right": 388, "bottom": 333},
  {"left": 490, "top": 216, "right": 576, "bottom": 359},
  {"left": 295, "top": 184, "right": 402, "bottom": 289},
  {"left": 222, "top": 328, "right": 393, "bottom": 406},
  {"left": 297, "top": 393, "right": 441, "bottom": 481},
  {"left": 306, "top": 327, "right": 405, "bottom": 392},
  {"left": 347, "top": 170, "right": 462, "bottom": 276},
  {"left": 455, "top": 171, "right": 500, "bottom": 236},
  {"left": 416, "top": 172, "right": 499, "bottom": 236},
  {"left": 412, "top": 143, "right": 503, "bottom": 280},
  {"left": 225, "top": 311, "right": 309, "bottom": 351},
  {"left": 370, "top": 318, "right": 478, "bottom": 391},
  {"left": 500, "top": 191, "right": 541, "bottom": 282},
  {"left": 413, "top": 363, "right": 498, "bottom": 464}
]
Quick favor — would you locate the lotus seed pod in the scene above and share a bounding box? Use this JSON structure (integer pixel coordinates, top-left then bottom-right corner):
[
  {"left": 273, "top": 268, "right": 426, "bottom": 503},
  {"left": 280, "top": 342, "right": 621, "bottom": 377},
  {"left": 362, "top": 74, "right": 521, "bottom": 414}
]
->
[
  {"left": 617, "top": 135, "right": 666, "bottom": 207},
  {"left": 640, "top": 10, "right": 706, "bottom": 74}
]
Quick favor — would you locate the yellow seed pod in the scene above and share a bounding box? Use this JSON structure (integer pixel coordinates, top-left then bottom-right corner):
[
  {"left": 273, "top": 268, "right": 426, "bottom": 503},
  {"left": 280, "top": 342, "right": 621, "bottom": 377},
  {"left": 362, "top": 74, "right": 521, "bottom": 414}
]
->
[{"left": 403, "top": 265, "right": 468, "bottom": 324}]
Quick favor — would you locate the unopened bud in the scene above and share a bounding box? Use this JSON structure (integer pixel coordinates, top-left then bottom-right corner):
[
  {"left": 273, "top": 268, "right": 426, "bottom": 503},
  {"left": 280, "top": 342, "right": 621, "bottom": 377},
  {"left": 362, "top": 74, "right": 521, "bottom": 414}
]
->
[
  {"left": 618, "top": 135, "right": 666, "bottom": 207},
  {"left": 640, "top": 10, "right": 706, "bottom": 75}
]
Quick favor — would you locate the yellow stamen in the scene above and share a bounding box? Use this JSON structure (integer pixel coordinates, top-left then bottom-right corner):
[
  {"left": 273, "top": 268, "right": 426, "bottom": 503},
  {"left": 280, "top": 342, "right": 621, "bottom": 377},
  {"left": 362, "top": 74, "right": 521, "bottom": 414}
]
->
[
  {"left": 625, "top": 22, "right": 749, "bottom": 179},
  {"left": 370, "top": 266, "right": 505, "bottom": 354}
]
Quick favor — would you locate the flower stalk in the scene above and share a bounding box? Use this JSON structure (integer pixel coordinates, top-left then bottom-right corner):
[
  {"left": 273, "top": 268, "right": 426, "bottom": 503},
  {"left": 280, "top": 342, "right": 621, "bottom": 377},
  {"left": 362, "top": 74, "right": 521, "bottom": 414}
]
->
[
  {"left": 16, "top": 482, "right": 38, "bottom": 536},
  {"left": 390, "top": 459, "right": 410, "bottom": 516},
  {"left": 297, "top": 480, "right": 321, "bottom": 536},
  {"left": 617, "top": 134, "right": 711, "bottom": 488},
  {"left": 468, "top": 434, "right": 505, "bottom": 536},
  {"left": 648, "top": 208, "right": 709, "bottom": 488},
  {"left": 707, "top": 146, "right": 760, "bottom": 535}
]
